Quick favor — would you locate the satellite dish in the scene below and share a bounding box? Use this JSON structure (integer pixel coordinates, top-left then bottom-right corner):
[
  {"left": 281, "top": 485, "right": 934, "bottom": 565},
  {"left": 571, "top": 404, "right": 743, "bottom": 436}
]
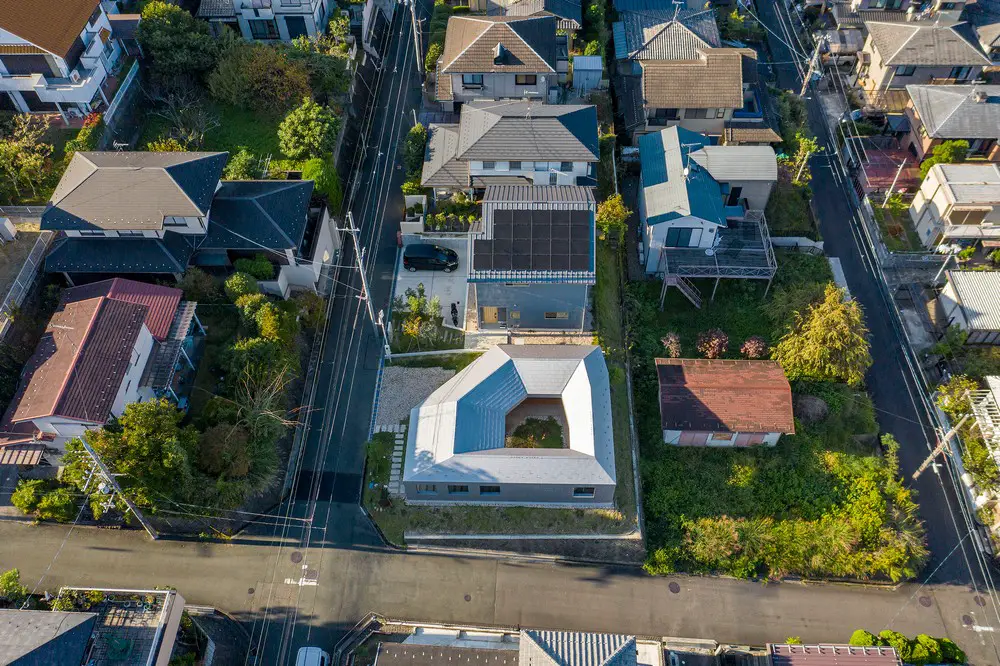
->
[
  {"left": 705, "top": 248, "right": 715, "bottom": 256},
  {"left": 682, "top": 167, "right": 690, "bottom": 177}
]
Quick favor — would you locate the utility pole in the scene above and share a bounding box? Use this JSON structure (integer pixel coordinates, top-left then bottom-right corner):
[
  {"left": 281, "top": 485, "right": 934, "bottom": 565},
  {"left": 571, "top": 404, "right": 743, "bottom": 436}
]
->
[
  {"left": 913, "top": 414, "right": 970, "bottom": 480},
  {"left": 406, "top": 0, "right": 424, "bottom": 76},
  {"left": 80, "top": 438, "right": 159, "bottom": 539},
  {"left": 882, "top": 158, "right": 907, "bottom": 208},
  {"left": 800, "top": 37, "right": 825, "bottom": 97},
  {"left": 339, "top": 212, "right": 379, "bottom": 336}
]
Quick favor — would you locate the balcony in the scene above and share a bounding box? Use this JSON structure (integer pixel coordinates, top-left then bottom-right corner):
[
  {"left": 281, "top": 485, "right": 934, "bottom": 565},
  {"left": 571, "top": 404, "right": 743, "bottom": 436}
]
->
[{"left": 941, "top": 222, "right": 1000, "bottom": 239}]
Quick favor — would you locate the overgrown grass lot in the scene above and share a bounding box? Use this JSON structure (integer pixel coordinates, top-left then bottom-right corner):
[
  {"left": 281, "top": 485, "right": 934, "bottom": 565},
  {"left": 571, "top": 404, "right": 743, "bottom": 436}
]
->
[{"left": 628, "top": 253, "right": 928, "bottom": 581}]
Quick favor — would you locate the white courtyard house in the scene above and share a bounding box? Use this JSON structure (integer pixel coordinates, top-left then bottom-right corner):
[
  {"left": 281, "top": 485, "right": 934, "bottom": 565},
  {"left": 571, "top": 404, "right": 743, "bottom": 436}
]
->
[
  {"left": 197, "top": 0, "right": 334, "bottom": 41},
  {"left": 403, "top": 345, "right": 616, "bottom": 507},
  {"left": 0, "top": 0, "right": 136, "bottom": 121},
  {"left": 909, "top": 163, "right": 1000, "bottom": 248},
  {"left": 0, "top": 279, "right": 200, "bottom": 466}
]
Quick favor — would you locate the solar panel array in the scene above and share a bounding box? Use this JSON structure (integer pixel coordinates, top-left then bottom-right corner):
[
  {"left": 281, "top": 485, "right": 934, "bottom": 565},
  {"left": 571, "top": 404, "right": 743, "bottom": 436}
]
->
[{"left": 473, "top": 209, "right": 591, "bottom": 272}]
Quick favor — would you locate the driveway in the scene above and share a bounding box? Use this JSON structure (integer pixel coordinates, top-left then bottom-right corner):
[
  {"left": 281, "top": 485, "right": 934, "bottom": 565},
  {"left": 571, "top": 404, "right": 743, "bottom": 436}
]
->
[{"left": 395, "top": 237, "right": 471, "bottom": 325}]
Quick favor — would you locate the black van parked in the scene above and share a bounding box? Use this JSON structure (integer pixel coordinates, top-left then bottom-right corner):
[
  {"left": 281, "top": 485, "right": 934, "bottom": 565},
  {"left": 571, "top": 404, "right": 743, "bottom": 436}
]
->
[{"left": 403, "top": 244, "right": 459, "bottom": 272}]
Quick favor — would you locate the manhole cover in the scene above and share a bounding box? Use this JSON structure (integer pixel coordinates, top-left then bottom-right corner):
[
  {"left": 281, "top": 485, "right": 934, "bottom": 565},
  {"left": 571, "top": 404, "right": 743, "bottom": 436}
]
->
[
  {"left": 290, "top": 551, "right": 304, "bottom": 564},
  {"left": 976, "top": 596, "right": 987, "bottom": 607},
  {"left": 464, "top": 594, "right": 472, "bottom": 602},
  {"left": 962, "top": 615, "right": 974, "bottom": 626},
  {"left": 247, "top": 587, "right": 255, "bottom": 595},
  {"left": 304, "top": 568, "right": 318, "bottom": 581},
  {"left": 919, "top": 596, "right": 932, "bottom": 607},
  {"left": 668, "top": 582, "right": 681, "bottom": 594}
]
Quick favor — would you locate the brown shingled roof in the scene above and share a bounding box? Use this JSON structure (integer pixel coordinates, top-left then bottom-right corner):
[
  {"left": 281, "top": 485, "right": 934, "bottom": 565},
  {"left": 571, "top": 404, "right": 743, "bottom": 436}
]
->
[
  {"left": 440, "top": 15, "right": 556, "bottom": 74},
  {"left": 655, "top": 358, "right": 794, "bottom": 433},
  {"left": 9, "top": 296, "right": 149, "bottom": 424},
  {"left": 0, "top": 0, "right": 99, "bottom": 58},
  {"left": 641, "top": 48, "right": 750, "bottom": 109}
]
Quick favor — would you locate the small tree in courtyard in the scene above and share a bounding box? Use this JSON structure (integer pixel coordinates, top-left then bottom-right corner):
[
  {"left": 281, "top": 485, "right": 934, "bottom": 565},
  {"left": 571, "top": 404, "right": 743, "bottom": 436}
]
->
[{"left": 278, "top": 98, "right": 339, "bottom": 160}]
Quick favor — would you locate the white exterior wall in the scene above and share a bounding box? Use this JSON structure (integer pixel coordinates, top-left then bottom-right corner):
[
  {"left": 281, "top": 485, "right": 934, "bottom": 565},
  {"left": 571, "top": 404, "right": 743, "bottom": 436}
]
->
[
  {"left": 938, "top": 281, "right": 969, "bottom": 330},
  {"left": 468, "top": 161, "right": 591, "bottom": 185},
  {"left": 729, "top": 179, "right": 775, "bottom": 210},
  {"left": 449, "top": 72, "right": 551, "bottom": 103},
  {"left": 110, "top": 324, "right": 155, "bottom": 418},
  {"left": 237, "top": 1, "right": 331, "bottom": 41},
  {"left": 30, "top": 418, "right": 98, "bottom": 452},
  {"left": 910, "top": 171, "right": 1000, "bottom": 248},
  {"left": 662, "top": 429, "right": 782, "bottom": 446},
  {"left": 0, "top": 7, "right": 120, "bottom": 108},
  {"left": 643, "top": 215, "right": 717, "bottom": 273}
]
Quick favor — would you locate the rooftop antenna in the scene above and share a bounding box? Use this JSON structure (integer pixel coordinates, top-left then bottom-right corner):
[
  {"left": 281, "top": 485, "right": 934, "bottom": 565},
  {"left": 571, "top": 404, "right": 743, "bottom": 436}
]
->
[
  {"left": 680, "top": 141, "right": 701, "bottom": 180},
  {"left": 671, "top": 0, "right": 684, "bottom": 21}
]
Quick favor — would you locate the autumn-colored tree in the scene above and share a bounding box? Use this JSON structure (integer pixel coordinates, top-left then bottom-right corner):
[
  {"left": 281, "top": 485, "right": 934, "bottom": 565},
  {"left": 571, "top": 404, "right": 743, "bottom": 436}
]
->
[{"left": 596, "top": 194, "right": 631, "bottom": 242}]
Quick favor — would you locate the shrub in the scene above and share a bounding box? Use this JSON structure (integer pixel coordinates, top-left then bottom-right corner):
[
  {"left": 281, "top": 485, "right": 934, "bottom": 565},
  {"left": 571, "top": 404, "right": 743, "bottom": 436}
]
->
[
  {"left": 920, "top": 140, "right": 969, "bottom": 179},
  {"left": 302, "top": 157, "right": 343, "bottom": 212},
  {"left": 36, "top": 488, "right": 78, "bottom": 523},
  {"left": 223, "top": 146, "right": 258, "bottom": 180},
  {"left": 596, "top": 193, "right": 630, "bottom": 242},
  {"left": 146, "top": 137, "right": 187, "bottom": 152},
  {"left": 10, "top": 479, "right": 44, "bottom": 516},
  {"left": 849, "top": 630, "right": 880, "bottom": 647},
  {"left": 661, "top": 332, "right": 682, "bottom": 358},
  {"left": 584, "top": 40, "right": 602, "bottom": 56},
  {"left": 233, "top": 255, "right": 275, "bottom": 280},
  {"left": 235, "top": 292, "right": 269, "bottom": 323},
  {"left": 741, "top": 336, "right": 767, "bottom": 359},
  {"left": 278, "top": 98, "right": 339, "bottom": 160},
  {"left": 199, "top": 424, "right": 252, "bottom": 478},
  {"left": 403, "top": 123, "right": 428, "bottom": 180},
  {"left": 208, "top": 42, "right": 311, "bottom": 114},
  {"left": 696, "top": 328, "right": 728, "bottom": 359},
  {"left": 224, "top": 272, "right": 260, "bottom": 302},
  {"left": 64, "top": 114, "right": 104, "bottom": 157},
  {"left": 294, "top": 291, "right": 326, "bottom": 330},
  {"left": 936, "top": 374, "right": 979, "bottom": 418},
  {"left": 179, "top": 267, "right": 220, "bottom": 302},
  {"left": 0, "top": 568, "right": 29, "bottom": 607},
  {"left": 425, "top": 42, "right": 443, "bottom": 73},
  {"left": 939, "top": 638, "right": 965, "bottom": 664},
  {"left": 401, "top": 180, "right": 423, "bottom": 195}
]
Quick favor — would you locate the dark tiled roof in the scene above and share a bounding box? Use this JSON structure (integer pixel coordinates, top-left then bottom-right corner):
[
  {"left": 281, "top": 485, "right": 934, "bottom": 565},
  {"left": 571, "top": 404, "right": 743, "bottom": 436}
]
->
[
  {"left": 458, "top": 101, "right": 599, "bottom": 161},
  {"left": 62, "top": 278, "right": 183, "bottom": 342},
  {"left": 906, "top": 84, "right": 1000, "bottom": 138},
  {"left": 865, "top": 19, "right": 990, "bottom": 66},
  {"left": 44, "top": 233, "right": 194, "bottom": 274},
  {"left": 0, "top": 0, "right": 99, "bottom": 58},
  {"left": 655, "top": 358, "right": 795, "bottom": 433},
  {"left": 494, "top": 0, "right": 583, "bottom": 29},
  {"left": 201, "top": 180, "right": 314, "bottom": 251},
  {"left": 441, "top": 15, "right": 557, "bottom": 73},
  {"left": 197, "top": 0, "right": 237, "bottom": 18},
  {"left": 10, "top": 297, "right": 148, "bottom": 423},
  {"left": 613, "top": 9, "right": 720, "bottom": 61},
  {"left": 421, "top": 124, "right": 469, "bottom": 188},
  {"left": 769, "top": 645, "right": 901, "bottom": 666},
  {"left": 0, "top": 609, "right": 97, "bottom": 666},
  {"left": 43, "top": 152, "right": 228, "bottom": 231}
]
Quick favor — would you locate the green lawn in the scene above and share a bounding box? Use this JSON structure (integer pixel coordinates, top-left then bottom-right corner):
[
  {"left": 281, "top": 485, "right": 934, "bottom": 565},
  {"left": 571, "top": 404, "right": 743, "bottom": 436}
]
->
[
  {"left": 508, "top": 417, "right": 564, "bottom": 449},
  {"left": 766, "top": 181, "right": 818, "bottom": 239},
  {"left": 139, "top": 101, "right": 285, "bottom": 159}
]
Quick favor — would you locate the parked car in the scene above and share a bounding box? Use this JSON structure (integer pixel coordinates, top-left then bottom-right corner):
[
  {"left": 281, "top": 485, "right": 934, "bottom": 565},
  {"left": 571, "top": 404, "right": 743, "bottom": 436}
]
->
[
  {"left": 403, "top": 244, "right": 459, "bottom": 272},
  {"left": 296, "top": 647, "right": 331, "bottom": 666}
]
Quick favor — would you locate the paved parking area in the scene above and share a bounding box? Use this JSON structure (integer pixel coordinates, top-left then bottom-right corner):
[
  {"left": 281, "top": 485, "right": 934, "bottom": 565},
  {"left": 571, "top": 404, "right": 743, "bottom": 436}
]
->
[{"left": 394, "top": 237, "right": 470, "bottom": 323}]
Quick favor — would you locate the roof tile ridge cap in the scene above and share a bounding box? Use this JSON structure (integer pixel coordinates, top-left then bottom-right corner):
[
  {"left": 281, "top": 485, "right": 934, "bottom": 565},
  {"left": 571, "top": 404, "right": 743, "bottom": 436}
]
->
[
  {"left": 50, "top": 296, "right": 110, "bottom": 419},
  {"left": 884, "top": 21, "right": 919, "bottom": 64},
  {"left": 51, "top": 153, "right": 99, "bottom": 206},
  {"left": 156, "top": 235, "right": 188, "bottom": 273},
  {"left": 442, "top": 17, "right": 495, "bottom": 70},
  {"left": 251, "top": 198, "right": 297, "bottom": 248},
  {"left": 163, "top": 160, "right": 214, "bottom": 217},
  {"left": 503, "top": 19, "right": 557, "bottom": 71},
  {"left": 932, "top": 90, "right": 972, "bottom": 134}
]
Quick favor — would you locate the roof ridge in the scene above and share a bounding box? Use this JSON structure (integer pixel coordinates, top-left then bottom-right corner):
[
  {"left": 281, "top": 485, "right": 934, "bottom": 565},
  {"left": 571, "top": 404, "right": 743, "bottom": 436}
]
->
[
  {"left": 48, "top": 297, "right": 109, "bottom": 422},
  {"left": 505, "top": 19, "right": 556, "bottom": 72},
  {"left": 442, "top": 17, "right": 496, "bottom": 70},
  {"left": 886, "top": 22, "right": 920, "bottom": 63},
  {"left": 251, "top": 199, "right": 297, "bottom": 248}
]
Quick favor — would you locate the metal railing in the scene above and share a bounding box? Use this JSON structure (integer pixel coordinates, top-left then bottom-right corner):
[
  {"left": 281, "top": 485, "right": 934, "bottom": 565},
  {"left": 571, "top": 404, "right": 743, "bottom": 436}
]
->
[
  {"left": 0, "top": 231, "right": 55, "bottom": 340},
  {"left": 969, "top": 389, "right": 1000, "bottom": 450},
  {"left": 103, "top": 59, "right": 139, "bottom": 126}
]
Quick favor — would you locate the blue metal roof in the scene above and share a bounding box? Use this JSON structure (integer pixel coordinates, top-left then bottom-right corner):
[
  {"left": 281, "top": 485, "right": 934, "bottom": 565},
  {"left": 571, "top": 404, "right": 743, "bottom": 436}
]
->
[{"left": 639, "top": 127, "right": 727, "bottom": 227}]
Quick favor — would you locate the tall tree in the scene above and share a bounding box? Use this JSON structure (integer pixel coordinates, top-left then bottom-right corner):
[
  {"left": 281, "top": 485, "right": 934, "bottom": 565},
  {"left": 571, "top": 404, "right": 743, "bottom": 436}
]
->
[
  {"left": 596, "top": 193, "right": 631, "bottom": 242},
  {"left": 0, "top": 114, "right": 53, "bottom": 202},
  {"left": 137, "top": 1, "right": 217, "bottom": 82},
  {"left": 772, "top": 284, "right": 872, "bottom": 387}
]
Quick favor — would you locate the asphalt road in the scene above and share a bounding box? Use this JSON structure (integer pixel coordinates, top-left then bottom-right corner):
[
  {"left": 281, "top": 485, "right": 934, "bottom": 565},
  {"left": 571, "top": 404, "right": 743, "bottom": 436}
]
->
[{"left": 2, "top": 3, "right": 1000, "bottom": 665}]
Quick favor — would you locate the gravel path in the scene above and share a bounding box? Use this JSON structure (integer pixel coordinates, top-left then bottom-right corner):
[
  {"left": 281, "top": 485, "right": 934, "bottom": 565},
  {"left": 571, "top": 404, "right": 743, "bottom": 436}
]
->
[{"left": 375, "top": 366, "right": 456, "bottom": 426}]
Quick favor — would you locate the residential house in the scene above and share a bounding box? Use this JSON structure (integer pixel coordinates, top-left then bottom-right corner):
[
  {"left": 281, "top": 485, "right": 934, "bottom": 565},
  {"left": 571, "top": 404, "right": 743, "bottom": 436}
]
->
[
  {"left": 769, "top": 645, "right": 902, "bottom": 666},
  {"left": 831, "top": 0, "right": 912, "bottom": 31},
  {"left": 909, "top": 163, "right": 1000, "bottom": 247},
  {"left": 963, "top": 0, "right": 1000, "bottom": 65},
  {"left": 40, "top": 152, "right": 339, "bottom": 295},
  {"left": 435, "top": 15, "right": 561, "bottom": 111},
  {"left": 197, "top": 0, "right": 334, "bottom": 41},
  {"left": 420, "top": 101, "right": 599, "bottom": 199},
  {"left": 0, "top": 588, "right": 185, "bottom": 666},
  {"left": 0, "top": 279, "right": 199, "bottom": 465},
  {"left": 638, "top": 126, "right": 777, "bottom": 305},
  {"left": 938, "top": 270, "right": 1000, "bottom": 344},
  {"left": 470, "top": 185, "right": 594, "bottom": 331},
  {"left": 902, "top": 84, "right": 1000, "bottom": 163},
  {"left": 404, "top": 344, "right": 615, "bottom": 506},
  {"left": 486, "top": 0, "right": 582, "bottom": 51},
  {"left": 376, "top": 628, "right": 651, "bottom": 666},
  {"left": 0, "top": 0, "right": 135, "bottom": 122},
  {"left": 854, "top": 20, "right": 990, "bottom": 110},
  {"left": 655, "top": 358, "right": 795, "bottom": 446}
]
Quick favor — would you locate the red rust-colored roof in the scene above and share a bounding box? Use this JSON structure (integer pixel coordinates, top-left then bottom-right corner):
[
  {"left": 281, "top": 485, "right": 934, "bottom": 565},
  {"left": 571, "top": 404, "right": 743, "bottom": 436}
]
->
[
  {"left": 10, "top": 296, "right": 148, "bottom": 424},
  {"left": 769, "top": 645, "right": 901, "bottom": 666},
  {"left": 655, "top": 358, "right": 795, "bottom": 434},
  {"left": 62, "top": 278, "right": 182, "bottom": 341}
]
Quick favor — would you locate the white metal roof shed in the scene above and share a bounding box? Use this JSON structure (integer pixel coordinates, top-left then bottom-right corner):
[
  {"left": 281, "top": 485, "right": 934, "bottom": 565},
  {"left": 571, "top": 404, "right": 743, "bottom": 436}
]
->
[{"left": 945, "top": 270, "right": 1000, "bottom": 332}]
